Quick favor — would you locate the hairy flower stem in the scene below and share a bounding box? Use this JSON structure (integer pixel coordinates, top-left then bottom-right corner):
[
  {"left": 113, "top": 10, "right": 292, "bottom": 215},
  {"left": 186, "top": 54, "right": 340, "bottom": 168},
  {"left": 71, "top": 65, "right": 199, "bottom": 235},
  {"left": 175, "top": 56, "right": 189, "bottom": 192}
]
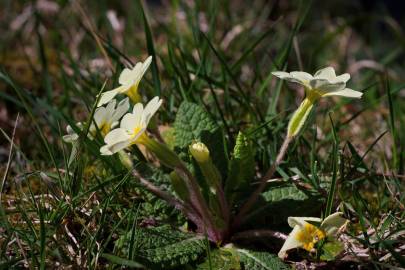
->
[
  {"left": 175, "top": 165, "right": 221, "bottom": 242},
  {"left": 132, "top": 170, "right": 201, "bottom": 226},
  {"left": 232, "top": 135, "right": 293, "bottom": 229}
]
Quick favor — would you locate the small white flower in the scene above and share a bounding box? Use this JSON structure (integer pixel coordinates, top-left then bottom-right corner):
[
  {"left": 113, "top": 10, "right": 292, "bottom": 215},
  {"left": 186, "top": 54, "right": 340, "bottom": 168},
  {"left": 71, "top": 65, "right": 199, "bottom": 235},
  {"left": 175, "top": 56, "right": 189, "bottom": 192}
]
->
[
  {"left": 272, "top": 67, "right": 363, "bottom": 99},
  {"left": 100, "top": 96, "right": 163, "bottom": 155},
  {"left": 63, "top": 98, "right": 129, "bottom": 143},
  {"left": 91, "top": 98, "right": 130, "bottom": 136},
  {"left": 63, "top": 122, "right": 83, "bottom": 143},
  {"left": 278, "top": 212, "right": 347, "bottom": 259},
  {"left": 97, "top": 56, "right": 152, "bottom": 106}
]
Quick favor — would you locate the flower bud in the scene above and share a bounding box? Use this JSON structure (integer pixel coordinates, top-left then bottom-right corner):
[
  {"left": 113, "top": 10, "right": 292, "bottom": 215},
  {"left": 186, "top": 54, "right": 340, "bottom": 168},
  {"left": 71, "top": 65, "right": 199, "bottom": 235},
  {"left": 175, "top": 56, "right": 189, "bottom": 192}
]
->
[{"left": 189, "top": 142, "right": 210, "bottom": 163}]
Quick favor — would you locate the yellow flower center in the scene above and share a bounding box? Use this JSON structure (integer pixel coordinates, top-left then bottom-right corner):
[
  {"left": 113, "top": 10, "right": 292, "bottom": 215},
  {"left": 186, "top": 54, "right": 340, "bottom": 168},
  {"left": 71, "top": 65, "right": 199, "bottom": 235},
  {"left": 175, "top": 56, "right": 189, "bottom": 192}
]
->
[
  {"left": 130, "top": 126, "right": 148, "bottom": 145},
  {"left": 126, "top": 85, "right": 141, "bottom": 104},
  {"left": 295, "top": 223, "right": 326, "bottom": 251},
  {"left": 101, "top": 123, "right": 111, "bottom": 137}
]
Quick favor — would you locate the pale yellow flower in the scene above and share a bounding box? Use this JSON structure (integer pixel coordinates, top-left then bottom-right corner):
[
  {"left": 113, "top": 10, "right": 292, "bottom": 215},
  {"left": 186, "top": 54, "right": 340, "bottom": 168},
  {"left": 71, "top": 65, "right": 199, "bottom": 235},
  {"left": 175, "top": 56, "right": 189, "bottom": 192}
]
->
[
  {"left": 91, "top": 98, "right": 130, "bottom": 136},
  {"left": 63, "top": 98, "right": 129, "bottom": 143},
  {"left": 272, "top": 67, "right": 363, "bottom": 138},
  {"left": 100, "top": 96, "right": 162, "bottom": 155},
  {"left": 278, "top": 212, "right": 348, "bottom": 259},
  {"left": 272, "top": 67, "right": 362, "bottom": 99},
  {"left": 98, "top": 56, "right": 152, "bottom": 106}
]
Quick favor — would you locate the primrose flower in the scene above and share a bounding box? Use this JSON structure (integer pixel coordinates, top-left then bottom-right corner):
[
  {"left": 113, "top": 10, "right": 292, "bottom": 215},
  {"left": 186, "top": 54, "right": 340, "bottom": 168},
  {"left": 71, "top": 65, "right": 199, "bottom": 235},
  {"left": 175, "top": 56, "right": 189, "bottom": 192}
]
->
[
  {"left": 91, "top": 98, "right": 130, "bottom": 137},
  {"left": 98, "top": 56, "right": 152, "bottom": 106},
  {"left": 272, "top": 67, "right": 363, "bottom": 138},
  {"left": 278, "top": 212, "right": 348, "bottom": 259},
  {"left": 63, "top": 98, "right": 129, "bottom": 143},
  {"left": 100, "top": 96, "right": 162, "bottom": 155},
  {"left": 272, "top": 67, "right": 362, "bottom": 100}
]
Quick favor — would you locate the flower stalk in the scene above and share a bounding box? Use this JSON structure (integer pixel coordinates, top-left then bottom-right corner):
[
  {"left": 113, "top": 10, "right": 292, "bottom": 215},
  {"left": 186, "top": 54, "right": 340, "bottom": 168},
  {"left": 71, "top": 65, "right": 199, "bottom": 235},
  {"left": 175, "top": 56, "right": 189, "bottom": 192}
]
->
[
  {"left": 190, "top": 142, "right": 230, "bottom": 235},
  {"left": 175, "top": 165, "right": 222, "bottom": 242}
]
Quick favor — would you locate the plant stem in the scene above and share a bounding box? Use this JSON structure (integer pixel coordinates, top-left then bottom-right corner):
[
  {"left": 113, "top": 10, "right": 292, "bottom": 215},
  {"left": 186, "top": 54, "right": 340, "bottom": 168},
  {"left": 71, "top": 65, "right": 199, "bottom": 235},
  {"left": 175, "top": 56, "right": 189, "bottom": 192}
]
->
[
  {"left": 175, "top": 165, "right": 221, "bottom": 242},
  {"left": 232, "top": 135, "right": 292, "bottom": 229},
  {"left": 132, "top": 170, "right": 201, "bottom": 226}
]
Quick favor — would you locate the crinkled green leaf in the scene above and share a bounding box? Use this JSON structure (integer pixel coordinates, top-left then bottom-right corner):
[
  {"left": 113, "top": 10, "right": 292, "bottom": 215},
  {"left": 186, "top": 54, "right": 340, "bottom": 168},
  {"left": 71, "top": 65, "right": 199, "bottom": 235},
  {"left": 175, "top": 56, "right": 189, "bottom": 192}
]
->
[
  {"left": 174, "top": 101, "right": 218, "bottom": 148},
  {"left": 116, "top": 225, "right": 206, "bottom": 269},
  {"left": 197, "top": 247, "right": 241, "bottom": 270},
  {"left": 245, "top": 184, "right": 322, "bottom": 225},
  {"left": 174, "top": 101, "right": 228, "bottom": 176},
  {"left": 225, "top": 131, "right": 255, "bottom": 206},
  {"left": 237, "top": 249, "right": 289, "bottom": 270}
]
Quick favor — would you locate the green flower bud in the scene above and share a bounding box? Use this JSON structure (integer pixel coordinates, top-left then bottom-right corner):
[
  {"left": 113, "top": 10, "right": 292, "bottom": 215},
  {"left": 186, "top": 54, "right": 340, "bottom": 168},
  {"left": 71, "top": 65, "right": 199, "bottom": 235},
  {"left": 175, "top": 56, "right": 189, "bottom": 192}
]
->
[
  {"left": 189, "top": 142, "right": 210, "bottom": 163},
  {"left": 189, "top": 141, "right": 221, "bottom": 193}
]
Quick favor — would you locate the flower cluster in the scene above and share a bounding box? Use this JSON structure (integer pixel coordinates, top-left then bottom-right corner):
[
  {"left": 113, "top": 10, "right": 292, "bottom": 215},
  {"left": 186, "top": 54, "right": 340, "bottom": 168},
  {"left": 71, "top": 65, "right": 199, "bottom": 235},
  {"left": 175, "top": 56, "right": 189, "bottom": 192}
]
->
[
  {"left": 100, "top": 96, "right": 162, "bottom": 155},
  {"left": 64, "top": 56, "right": 164, "bottom": 159},
  {"left": 63, "top": 60, "right": 359, "bottom": 258}
]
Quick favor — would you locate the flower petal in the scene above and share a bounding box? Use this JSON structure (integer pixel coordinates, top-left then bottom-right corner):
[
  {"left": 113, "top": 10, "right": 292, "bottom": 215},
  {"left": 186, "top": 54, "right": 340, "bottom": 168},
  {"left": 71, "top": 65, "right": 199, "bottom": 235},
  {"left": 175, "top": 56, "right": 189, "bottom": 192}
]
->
[
  {"left": 314, "top": 67, "right": 336, "bottom": 80},
  {"left": 111, "top": 98, "right": 130, "bottom": 123},
  {"left": 104, "top": 99, "right": 117, "bottom": 120},
  {"left": 94, "top": 107, "right": 107, "bottom": 126},
  {"left": 104, "top": 128, "right": 131, "bottom": 145},
  {"left": 309, "top": 78, "right": 346, "bottom": 92},
  {"left": 100, "top": 140, "right": 131, "bottom": 155},
  {"left": 120, "top": 112, "right": 141, "bottom": 131},
  {"left": 118, "top": 68, "right": 134, "bottom": 85},
  {"left": 320, "top": 212, "right": 348, "bottom": 236},
  {"left": 272, "top": 71, "right": 313, "bottom": 86},
  {"left": 63, "top": 123, "right": 81, "bottom": 143},
  {"left": 63, "top": 132, "right": 79, "bottom": 143},
  {"left": 141, "top": 56, "right": 153, "bottom": 75},
  {"left": 278, "top": 225, "right": 304, "bottom": 259},
  {"left": 272, "top": 71, "right": 290, "bottom": 79},
  {"left": 322, "top": 88, "right": 363, "bottom": 98},
  {"left": 272, "top": 71, "right": 305, "bottom": 85},
  {"left": 100, "top": 145, "right": 113, "bottom": 155},
  {"left": 288, "top": 217, "right": 322, "bottom": 228},
  {"left": 142, "top": 96, "right": 162, "bottom": 125},
  {"left": 132, "top": 102, "right": 144, "bottom": 114},
  {"left": 97, "top": 89, "right": 120, "bottom": 107},
  {"left": 121, "top": 56, "right": 152, "bottom": 88},
  {"left": 290, "top": 71, "right": 313, "bottom": 82},
  {"left": 336, "top": 73, "right": 350, "bottom": 83},
  {"left": 128, "top": 62, "right": 143, "bottom": 85}
]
